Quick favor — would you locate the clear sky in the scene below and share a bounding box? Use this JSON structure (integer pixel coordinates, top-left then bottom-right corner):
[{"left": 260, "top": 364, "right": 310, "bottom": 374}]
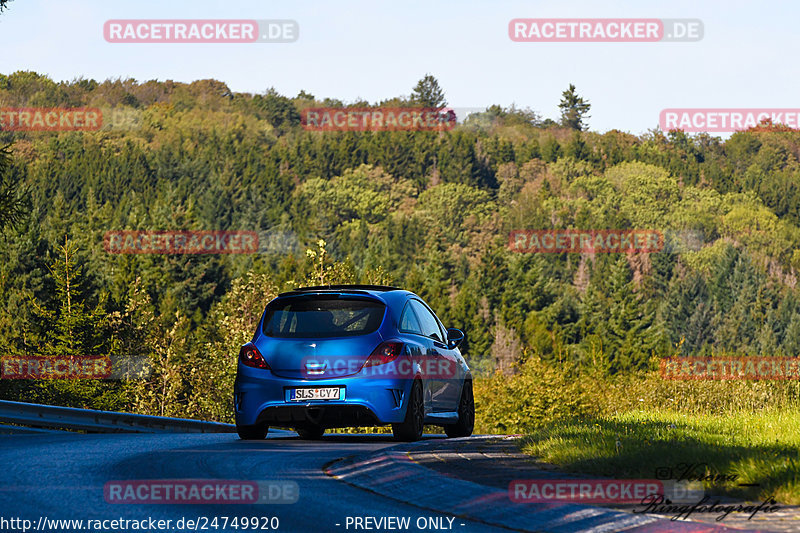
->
[{"left": 0, "top": 0, "right": 794, "bottom": 135}]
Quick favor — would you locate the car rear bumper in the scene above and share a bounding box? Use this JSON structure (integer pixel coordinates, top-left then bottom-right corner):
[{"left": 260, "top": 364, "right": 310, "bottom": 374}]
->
[{"left": 234, "top": 364, "right": 412, "bottom": 427}]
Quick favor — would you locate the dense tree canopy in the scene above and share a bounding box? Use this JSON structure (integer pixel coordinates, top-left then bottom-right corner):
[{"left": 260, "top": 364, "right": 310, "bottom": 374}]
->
[{"left": 2, "top": 71, "right": 800, "bottom": 419}]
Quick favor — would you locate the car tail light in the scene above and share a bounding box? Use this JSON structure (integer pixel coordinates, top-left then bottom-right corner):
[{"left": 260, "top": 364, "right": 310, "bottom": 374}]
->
[
  {"left": 363, "top": 341, "right": 404, "bottom": 367},
  {"left": 239, "top": 343, "right": 269, "bottom": 369}
]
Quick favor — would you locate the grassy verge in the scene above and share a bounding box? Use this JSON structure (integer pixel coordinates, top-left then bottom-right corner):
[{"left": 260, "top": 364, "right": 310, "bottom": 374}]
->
[
  {"left": 520, "top": 409, "right": 800, "bottom": 503},
  {"left": 472, "top": 355, "right": 800, "bottom": 503}
]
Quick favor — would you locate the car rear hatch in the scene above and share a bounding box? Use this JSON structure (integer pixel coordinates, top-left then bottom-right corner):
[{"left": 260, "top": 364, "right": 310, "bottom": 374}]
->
[{"left": 257, "top": 293, "right": 386, "bottom": 380}]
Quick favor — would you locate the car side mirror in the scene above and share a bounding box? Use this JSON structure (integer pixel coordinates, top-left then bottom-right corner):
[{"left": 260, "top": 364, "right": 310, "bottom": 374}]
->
[{"left": 446, "top": 328, "right": 465, "bottom": 350}]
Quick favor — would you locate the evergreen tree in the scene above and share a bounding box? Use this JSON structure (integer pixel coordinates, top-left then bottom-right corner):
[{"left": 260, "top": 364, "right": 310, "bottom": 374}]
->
[
  {"left": 253, "top": 88, "right": 301, "bottom": 132},
  {"left": 32, "top": 237, "right": 109, "bottom": 357},
  {"left": 661, "top": 269, "right": 712, "bottom": 354},
  {"left": 26, "top": 237, "right": 114, "bottom": 408},
  {"left": 540, "top": 136, "right": 562, "bottom": 162},
  {"left": 410, "top": 74, "right": 447, "bottom": 109},
  {"left": 558, "top": 84, "right": 591, "bottom": 130},
  {"left": 0, "top": 144, "right": 28, "bottom": 232},
  {"left": 603, "top": 257, "right": 659, "bottom": 371}
]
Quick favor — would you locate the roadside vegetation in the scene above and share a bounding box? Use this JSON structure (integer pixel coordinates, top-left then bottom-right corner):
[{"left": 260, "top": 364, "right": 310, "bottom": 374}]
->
[
  {"left": 474, "top": 356, "right": 800, "bottom": 503},
  {"left": 1, "top": 73, "right": 800, "bottom": 498}
]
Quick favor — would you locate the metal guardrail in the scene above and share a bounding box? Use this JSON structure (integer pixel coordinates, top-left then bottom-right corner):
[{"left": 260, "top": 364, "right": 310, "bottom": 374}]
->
[
  {"left": 0, "top": 400, "right": 235, "bottom": 433},
  {"left": 0, "top": 423, "right": 61, "bottom": 435}
]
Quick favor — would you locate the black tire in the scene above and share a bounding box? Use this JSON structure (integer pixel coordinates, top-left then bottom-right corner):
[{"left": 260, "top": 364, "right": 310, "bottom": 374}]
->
[
  {"left": 392, "top": 379, "right": 424, "bottom": 442},
  {"left": 444, "top": 379, "right": 474, "bottom": 438},
  {"left": 236, "top": 423, "right": 269, "bottom": 440},
  {"left": 296, "top": 424, "right": 325, "bottom": 440}
]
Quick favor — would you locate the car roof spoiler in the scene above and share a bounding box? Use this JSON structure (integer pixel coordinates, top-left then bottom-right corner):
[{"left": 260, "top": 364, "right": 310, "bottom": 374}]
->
[{"left": 277, "top": 284, "right": 402, "bottom": 297}]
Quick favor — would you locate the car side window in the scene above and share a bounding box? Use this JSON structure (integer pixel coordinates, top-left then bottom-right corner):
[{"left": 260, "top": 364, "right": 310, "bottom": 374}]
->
[
  {"left": 399, "top": 302, "right": 423, "bottom": 335},
  {"left": 410, "top": 300, "right": 444, "bottom": 342}
]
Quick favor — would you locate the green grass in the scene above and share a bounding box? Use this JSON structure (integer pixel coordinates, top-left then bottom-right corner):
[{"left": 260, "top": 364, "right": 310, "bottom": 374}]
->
[
  {"left": 520, "top": 409, "right": 800, "bottom": 503},
  {"left": 472, "top": 356, "right": 800, "bottom": 502}
]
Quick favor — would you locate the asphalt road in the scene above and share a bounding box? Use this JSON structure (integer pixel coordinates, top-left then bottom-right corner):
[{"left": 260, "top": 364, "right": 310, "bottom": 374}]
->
[{"left": 0, "top": 432, "right": 509, "bottom": 533}]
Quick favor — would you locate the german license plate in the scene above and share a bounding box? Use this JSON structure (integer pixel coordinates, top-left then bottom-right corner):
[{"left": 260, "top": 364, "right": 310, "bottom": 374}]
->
[{"left": 290, "top": 387, "right": 341, "bottom": 401}]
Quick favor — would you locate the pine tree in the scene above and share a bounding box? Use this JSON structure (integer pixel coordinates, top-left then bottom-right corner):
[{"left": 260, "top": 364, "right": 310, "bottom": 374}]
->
[
  {"left": 711, "top": 253, "right": 765, "bottom": 352},
  {"left": 0, "top": 144, "right": 28, "bottom": 232},
  {"left": 34, "top": 237, "right": 109, "bottom": 357},
  {"left": 410, "top": 74, "right": 447, "bottom": 109},
  {"left": 660, "top": 269, "right": 712, "bottom": 354},
  {"left": 558, "top": 84, "right": 591, "bottom": 131},
  {"left": 27, "top": 237, "right": 113, "bottom": 408},
  {"left": 603, "top": 257, "right": 659, "bottom": 371}
]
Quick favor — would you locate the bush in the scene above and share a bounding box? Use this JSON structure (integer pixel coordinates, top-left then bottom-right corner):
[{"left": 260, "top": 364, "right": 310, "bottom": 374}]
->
[
  {"left": 474, "top": 356, "right": 602, "bottom": 434},
  {"left": 473, "top": 357, "right": 800, "bottom": 435}
]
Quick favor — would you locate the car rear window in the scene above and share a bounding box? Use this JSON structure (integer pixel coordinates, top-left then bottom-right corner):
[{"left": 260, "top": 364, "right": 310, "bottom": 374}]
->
[{"left": 262, "top": 295, "right": 386, "bottom": 338}]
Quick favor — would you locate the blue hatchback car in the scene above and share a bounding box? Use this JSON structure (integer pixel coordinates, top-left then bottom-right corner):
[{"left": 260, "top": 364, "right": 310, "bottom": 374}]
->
[{"left": 234, "top": 285, "right": 473, "bottom": 441}]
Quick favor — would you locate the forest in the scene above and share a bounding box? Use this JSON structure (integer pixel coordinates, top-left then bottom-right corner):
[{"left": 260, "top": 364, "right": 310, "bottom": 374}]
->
[{"left": 1, "top": 70, "right": 800, "bottom": 428}]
